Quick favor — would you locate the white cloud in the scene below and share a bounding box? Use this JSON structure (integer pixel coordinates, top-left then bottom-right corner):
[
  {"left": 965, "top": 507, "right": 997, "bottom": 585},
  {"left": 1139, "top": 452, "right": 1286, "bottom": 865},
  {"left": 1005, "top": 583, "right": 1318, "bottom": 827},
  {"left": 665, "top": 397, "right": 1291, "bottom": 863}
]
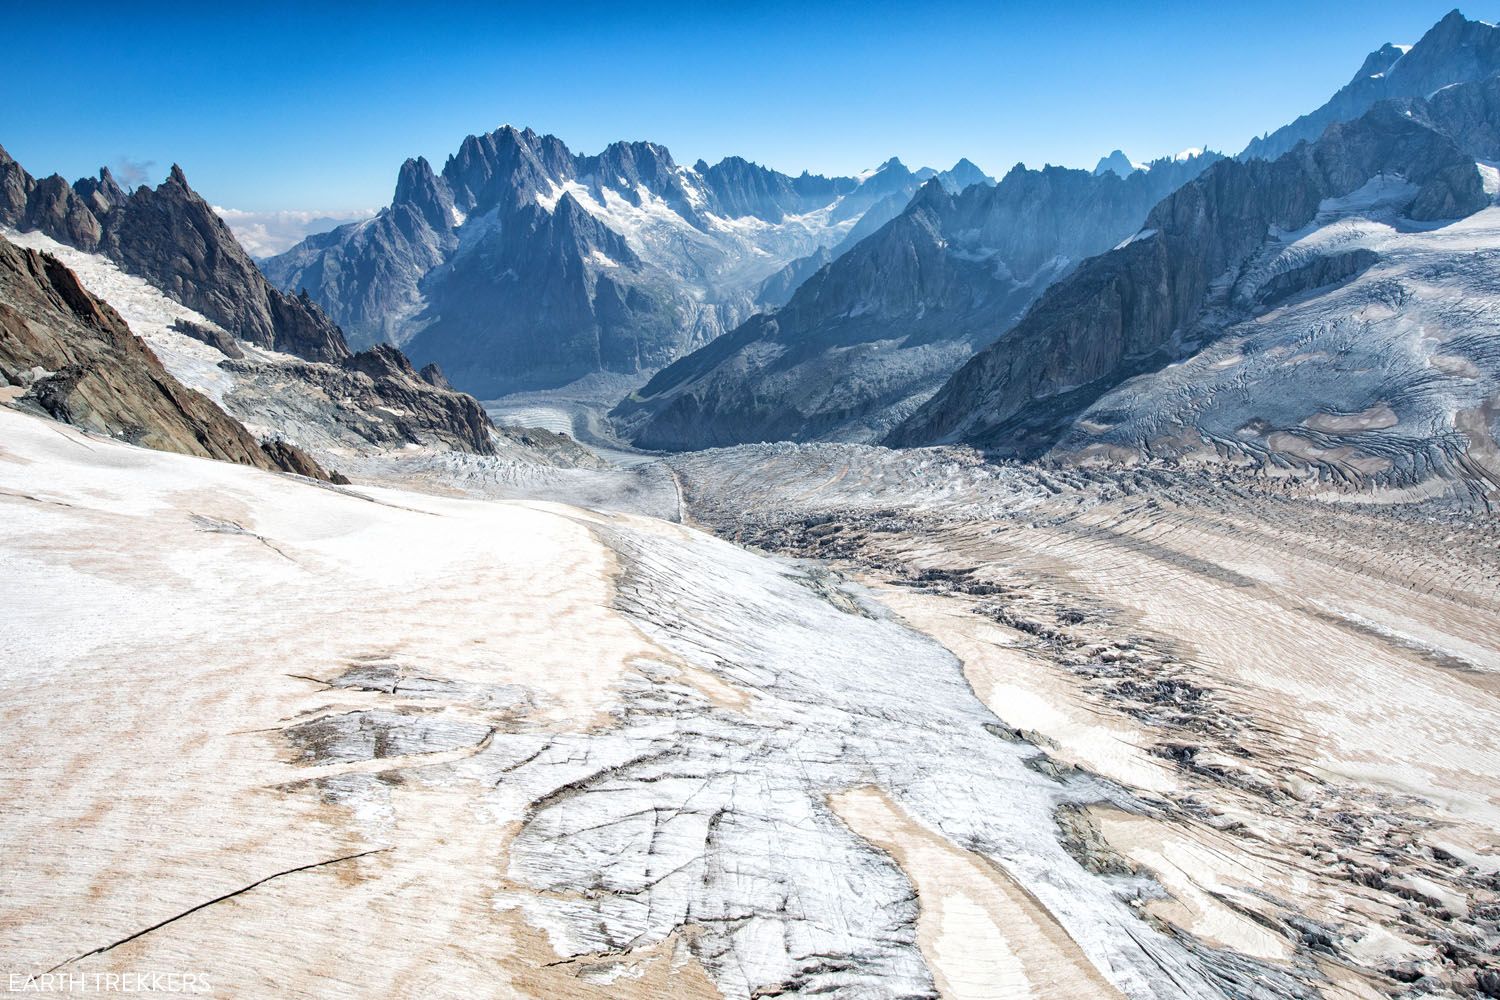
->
[
  {"left": 114, "top": 156, "right": 157, "bottom": 189},
  {"left": 213, "top": 206, "right": 376, "bottom": 258}
]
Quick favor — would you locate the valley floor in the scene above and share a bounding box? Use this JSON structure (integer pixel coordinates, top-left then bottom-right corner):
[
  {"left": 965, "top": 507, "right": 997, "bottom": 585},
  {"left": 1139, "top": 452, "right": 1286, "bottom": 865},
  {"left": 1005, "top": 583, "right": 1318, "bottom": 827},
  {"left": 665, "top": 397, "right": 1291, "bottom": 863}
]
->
[{"left": 2, "top": 406, "right": 1498, "bottom": 999}]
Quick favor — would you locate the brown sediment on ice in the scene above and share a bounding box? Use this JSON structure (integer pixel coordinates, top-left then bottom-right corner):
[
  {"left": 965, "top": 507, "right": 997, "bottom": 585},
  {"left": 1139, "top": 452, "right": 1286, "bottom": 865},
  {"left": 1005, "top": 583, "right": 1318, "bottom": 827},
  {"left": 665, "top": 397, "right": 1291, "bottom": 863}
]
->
[
  {"left": 0, "top": 410, "right": 685, "bottom": 995},
  {"left": 831, "top": 786, "right": 1123, "bottom": 999},
  {"left": 670, "top": 443, "right": 1500, "bottom": 996},
  {"left": 1303, "top": 404, "right": 1399, "bottom": 434},
  {"left": 1088, "top": 806, "right": 1296, "bottom": 962}
]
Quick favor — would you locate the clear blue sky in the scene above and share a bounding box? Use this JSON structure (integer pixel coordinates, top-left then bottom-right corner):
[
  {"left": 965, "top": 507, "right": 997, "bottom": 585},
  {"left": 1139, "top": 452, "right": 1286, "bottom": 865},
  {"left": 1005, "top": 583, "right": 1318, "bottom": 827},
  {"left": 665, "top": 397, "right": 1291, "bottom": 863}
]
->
[{"left": 1, "top": 1, "right": 1487, "bottom": 212}]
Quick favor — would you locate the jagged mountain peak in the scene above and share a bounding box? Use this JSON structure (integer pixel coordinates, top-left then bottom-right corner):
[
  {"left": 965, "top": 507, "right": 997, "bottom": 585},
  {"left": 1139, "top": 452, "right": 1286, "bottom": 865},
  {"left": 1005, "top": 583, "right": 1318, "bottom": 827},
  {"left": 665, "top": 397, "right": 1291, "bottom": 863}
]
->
[
  {"left": 488, "top": 122, "right": 541, "bottom": 144},
  {"left": 440, "top": 124, "right": 574, "bottom": 214},
  {"left": 937, "top": 158, "right": 995, "bottom": 193},
  {"left": 1434, "top": 6, "right": 1480, "bottom": 34},
  {"left": 394, "top": 155, "right": 438, "bottom": 198},
  {"left": 1242, "top": 8, "right": 1500, "bottom": 161},
  {"left": 392, "top": 155, "right": 456, "bottom": 233},
  {"left": 593, "top": 137, "right": 676, "bottom": 164},
  {"left": 579, "top": 139, "right": 682, "bottom": 190},
  {"left": 73, "top": 166, "right": 126, "bottom": 215},
  {"left": 1350, "top": 41, "right": 1410, "bottom": 84},
  {"left": 909, "top": 175, "right": 953, "bottom": 210},
  {"left": 1093, "top": 150, "right": 1140, "bottom": 177}
]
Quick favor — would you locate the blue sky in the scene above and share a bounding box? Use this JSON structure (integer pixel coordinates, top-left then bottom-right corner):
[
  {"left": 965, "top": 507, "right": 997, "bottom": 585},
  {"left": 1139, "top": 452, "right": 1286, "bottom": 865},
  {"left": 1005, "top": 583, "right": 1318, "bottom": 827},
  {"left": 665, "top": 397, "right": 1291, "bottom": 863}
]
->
[{"left": 1, "top": 1, "right": 1488, "bottom": 212}]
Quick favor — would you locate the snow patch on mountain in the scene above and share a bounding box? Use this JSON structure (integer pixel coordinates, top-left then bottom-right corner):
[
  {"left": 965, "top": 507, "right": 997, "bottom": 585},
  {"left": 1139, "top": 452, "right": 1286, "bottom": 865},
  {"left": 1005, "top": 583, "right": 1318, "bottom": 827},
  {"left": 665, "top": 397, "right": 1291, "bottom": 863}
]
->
[{"left": 5, "top": 227, "right": 248, "bottom": 404}]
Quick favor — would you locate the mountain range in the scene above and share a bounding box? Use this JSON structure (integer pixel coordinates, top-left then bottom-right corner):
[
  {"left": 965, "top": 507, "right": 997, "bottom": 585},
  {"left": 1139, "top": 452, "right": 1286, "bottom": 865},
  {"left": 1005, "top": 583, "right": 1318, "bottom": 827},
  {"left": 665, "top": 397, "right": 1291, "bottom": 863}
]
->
[
  {"left": 7, "top": 9, "right": 1500, "bottom": 998},
  {"left": 889, "top": 71, "right": 1500, "bottom": 493},
  {"left": 1241, "top": 8, "right": 1500, "bottom": 162},
  {"left": 264, "top": 130, "right": 990, "bottom": 396},
  {"left": 610, "top": 152, "right": 1220, "bottom": 448},
  {"left": 611, "top": 7, "right": 1500, "bottom": 482},
  {"left": 256, "top": 14, "right": 1500, "bottom": 454},
  {"left": 6, "top": 6, "right": 1498, "bottom": 496}
]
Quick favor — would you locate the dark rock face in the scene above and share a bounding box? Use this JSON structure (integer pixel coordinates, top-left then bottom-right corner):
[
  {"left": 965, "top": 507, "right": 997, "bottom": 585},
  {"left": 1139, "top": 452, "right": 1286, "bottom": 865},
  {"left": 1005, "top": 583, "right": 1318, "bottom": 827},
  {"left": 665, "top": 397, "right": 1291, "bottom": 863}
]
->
[
  {"left": 0, "top": 146, "right": 32, "bottom": 221},
  {"left": 755, "top": 244, "right": 834, "bottom": 309},
  {"left": 0, "top": 233, "right": 328, "bottom": 478},
  {"left": 0, "top": 147, "right": 502, "bottom": 458},
  {"left": 409, "top": 191, "right": 688, "bottom": 393},
  {"left": 264, "top": 125, "right": 967, "bottom": 396},
  {"left": 0, "top": 149, "right": 349, "bottom": 363},
  {"left": 612, "top": 152, "right": 1221, "bottom": 450},
  {"left": 889, "top": 85, "right": 1497, "bottom": 456},
  {"left": 170, "top": 317, "right": 244, "bottom": 359},
  {"left": 417, "top": 362, "right": 450, "bottom": 390},
  {"left": 1252, "top": 248, "right": 1378, "bottom": 308},
  {"left": 98, "top": 165, "right": 349, "bottom": 362},
  {"left": 1241, "top": 10, "right": 1500, "bottom": 162},
  {"left": 257, "top": 437, "right": 333, "bottom": 479}
]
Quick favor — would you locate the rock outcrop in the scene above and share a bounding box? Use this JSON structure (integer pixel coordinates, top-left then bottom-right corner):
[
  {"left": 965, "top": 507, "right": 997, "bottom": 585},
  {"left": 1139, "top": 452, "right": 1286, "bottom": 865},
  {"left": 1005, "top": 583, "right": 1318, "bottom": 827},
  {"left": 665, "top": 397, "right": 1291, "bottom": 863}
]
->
[
  {"left": 170, "top": 317, "right": 244, "bottom": 359},
  {"left": 0, "top": 233, "right": 329, "bottom": 478},
  {"left": 329, "top": 344, "right": 493, "bottom": 452}
]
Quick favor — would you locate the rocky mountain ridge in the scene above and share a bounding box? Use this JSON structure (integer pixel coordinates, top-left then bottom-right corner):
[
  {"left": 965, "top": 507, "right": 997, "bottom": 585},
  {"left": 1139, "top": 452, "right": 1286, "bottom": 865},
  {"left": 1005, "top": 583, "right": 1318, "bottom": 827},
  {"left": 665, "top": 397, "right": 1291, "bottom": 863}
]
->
[
  {"left": 1241, "top": 8, "right": 1500, "bottom": 161},
  {"left": 889, "top": 75, "right": 1500, "bottom": 486},
  {"left": 0, "top": 149, "right": 349, "bottom": 362},
  {"left": 0, "top": 232, "right": 331, "bottom": 478},
  {"left": 0, "top": 148, "right": 509, "bottom": 460}
]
